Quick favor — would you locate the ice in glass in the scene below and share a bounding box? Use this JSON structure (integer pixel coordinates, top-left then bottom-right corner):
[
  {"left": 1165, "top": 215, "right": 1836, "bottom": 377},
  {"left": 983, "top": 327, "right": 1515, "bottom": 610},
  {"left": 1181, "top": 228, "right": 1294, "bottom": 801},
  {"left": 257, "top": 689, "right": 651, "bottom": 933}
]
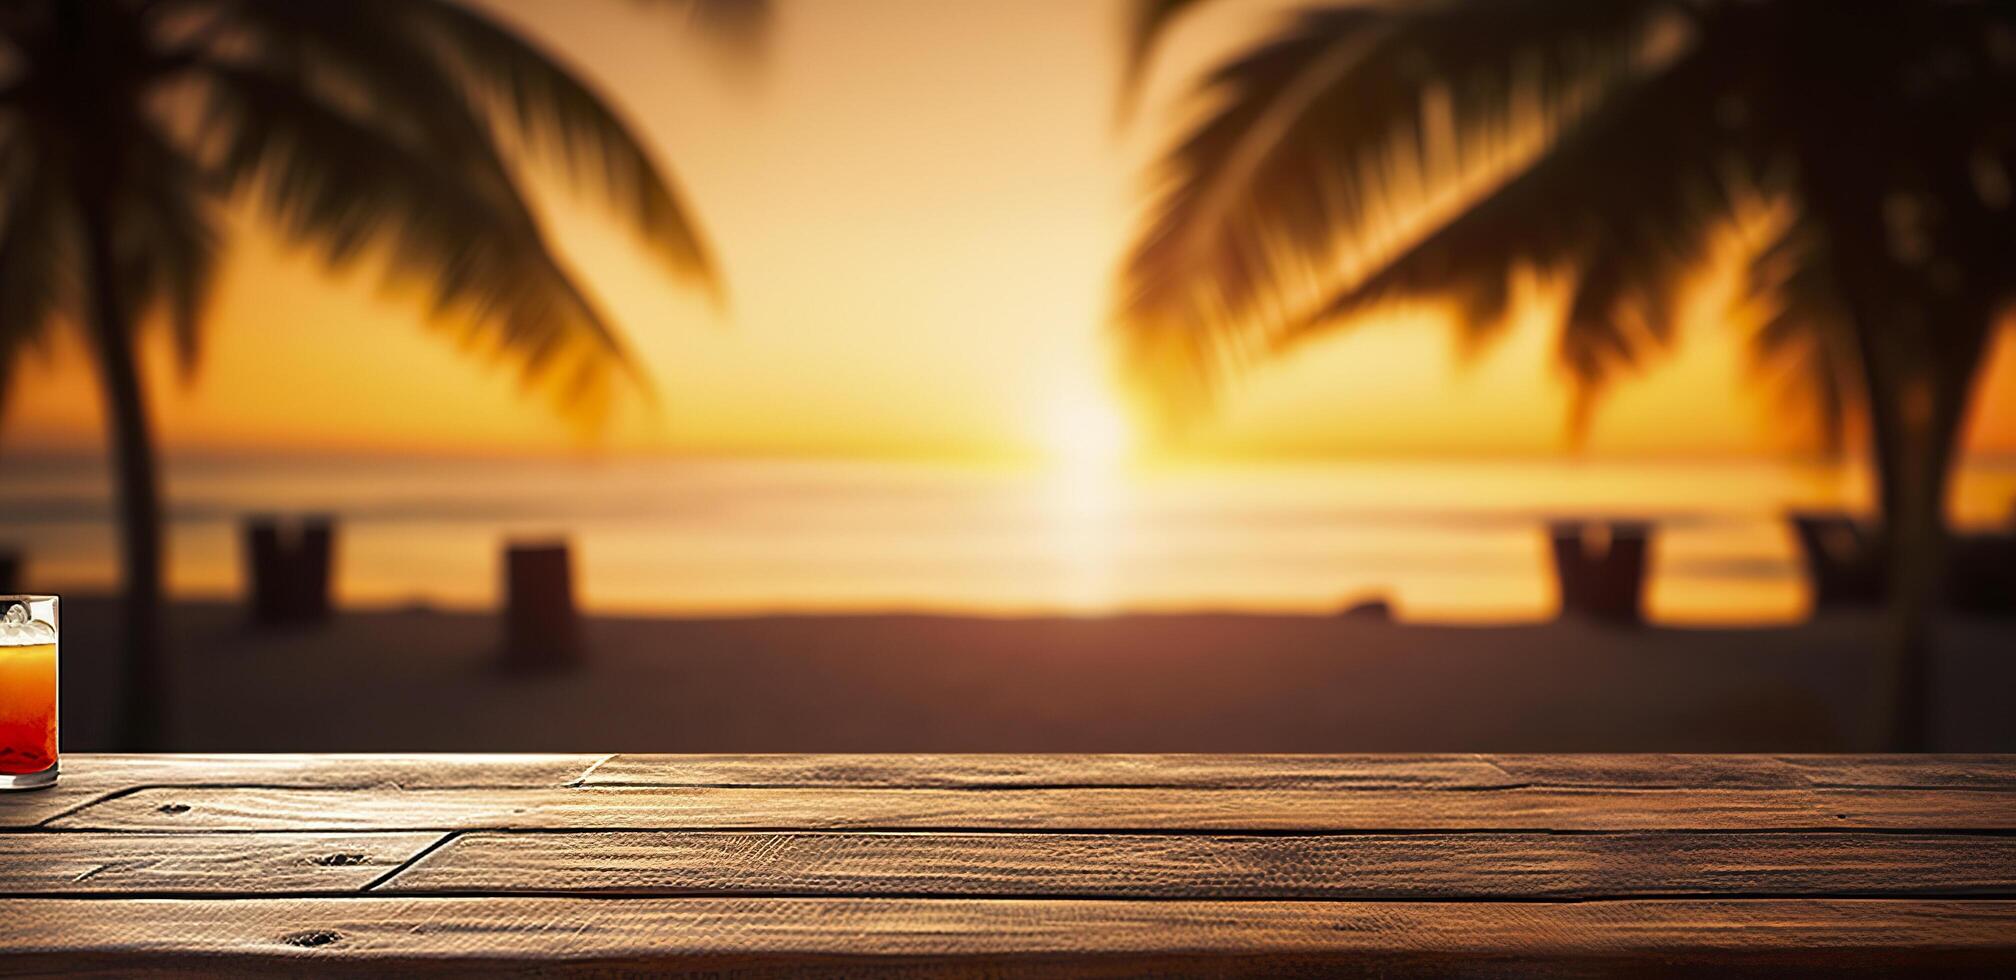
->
[{"left": 0, "top": 596, "right": 57, "bottom": 789}]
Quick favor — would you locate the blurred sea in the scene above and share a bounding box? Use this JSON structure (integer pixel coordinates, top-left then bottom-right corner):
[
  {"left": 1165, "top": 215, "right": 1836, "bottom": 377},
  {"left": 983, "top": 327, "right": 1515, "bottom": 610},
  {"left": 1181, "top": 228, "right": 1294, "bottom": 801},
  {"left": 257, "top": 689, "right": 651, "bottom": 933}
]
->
[{"left": 3, "top": 454, "right": 2013, "bottom": 624}]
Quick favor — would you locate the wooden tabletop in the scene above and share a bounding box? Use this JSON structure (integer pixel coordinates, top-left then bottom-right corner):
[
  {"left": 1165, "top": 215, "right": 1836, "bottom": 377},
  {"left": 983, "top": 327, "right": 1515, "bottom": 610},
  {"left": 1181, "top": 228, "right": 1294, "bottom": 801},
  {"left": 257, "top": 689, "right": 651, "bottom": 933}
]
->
[{"left": 3, "top": 754, "right": 2016, "bottom": 976}]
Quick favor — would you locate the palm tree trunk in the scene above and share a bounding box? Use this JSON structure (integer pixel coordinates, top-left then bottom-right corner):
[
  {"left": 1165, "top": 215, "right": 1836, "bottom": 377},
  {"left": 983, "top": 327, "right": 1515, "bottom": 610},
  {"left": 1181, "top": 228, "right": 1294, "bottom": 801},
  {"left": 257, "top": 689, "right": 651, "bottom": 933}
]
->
[
  {"left": 1872, "top": 389, "right": 1938, "bottom": 753},
  {"left": 1865, "top": 359, "right": 1971, "bottom": 752},
  {"left": 78, "top": 193, "right": 168, "bottom": 751}
]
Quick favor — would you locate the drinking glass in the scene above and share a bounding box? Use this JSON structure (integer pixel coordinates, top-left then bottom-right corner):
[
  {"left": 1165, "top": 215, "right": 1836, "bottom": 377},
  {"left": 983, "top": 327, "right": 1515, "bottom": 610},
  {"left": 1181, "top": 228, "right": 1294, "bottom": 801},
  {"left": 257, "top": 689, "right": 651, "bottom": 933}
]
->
[{"left": 0, "top": 596, "right": 57, "bottom": 789}]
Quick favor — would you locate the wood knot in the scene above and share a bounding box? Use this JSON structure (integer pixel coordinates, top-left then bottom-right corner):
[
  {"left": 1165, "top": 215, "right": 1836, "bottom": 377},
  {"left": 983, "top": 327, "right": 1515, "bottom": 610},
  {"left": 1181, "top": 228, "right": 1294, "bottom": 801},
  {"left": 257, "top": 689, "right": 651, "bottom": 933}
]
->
[
  {"left": 281, "top": 930, "right": 343, "bottom": 949},
  {"left": 313, "top": 853, "right": 368, "bottom": 867},
  {"left": 155, "top": 803, "right": 191, "bottom": 815}
]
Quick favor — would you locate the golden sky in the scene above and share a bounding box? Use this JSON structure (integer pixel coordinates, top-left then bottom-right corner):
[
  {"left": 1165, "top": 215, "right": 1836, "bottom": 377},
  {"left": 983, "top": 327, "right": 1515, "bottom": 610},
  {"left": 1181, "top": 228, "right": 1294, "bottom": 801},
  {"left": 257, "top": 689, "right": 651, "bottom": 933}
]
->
[{"left": 3, "top": 0, "right": 2014, "bottom": 462}]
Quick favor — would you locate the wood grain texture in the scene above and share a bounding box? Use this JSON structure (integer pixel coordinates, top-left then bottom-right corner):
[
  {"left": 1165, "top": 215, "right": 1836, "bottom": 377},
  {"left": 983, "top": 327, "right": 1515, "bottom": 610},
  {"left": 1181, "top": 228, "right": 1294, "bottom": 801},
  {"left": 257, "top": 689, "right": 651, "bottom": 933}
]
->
[
  {"left": 50, "top": 784, "right": 2016, "bottom": 832},
  {"left": 1494, "top": 755, "right": 2016, "bottom": 790},
  {"left": 0, "top": 754, "right": 606, "bottom": 829},
  {"left": 585, "top": 754, "right": 2016, "bottom": 790},
  {"left": 3, "top": 897, "right": 2014, "bottom": 977},
  {"left": 378, "top": 830, "right": 2016, "bottom": 899},
  {"left": 12, "top": 756, "right": 2016, "bottom": 974},
  {"left": 582, "top": 754, "right": 1521, "bottom": 788},
  {"left": 0, "top": 832, "right": 442, "bottom": 894},
  {"left": 1769, "top": 755, "right": 2016, "bottom": 789}
]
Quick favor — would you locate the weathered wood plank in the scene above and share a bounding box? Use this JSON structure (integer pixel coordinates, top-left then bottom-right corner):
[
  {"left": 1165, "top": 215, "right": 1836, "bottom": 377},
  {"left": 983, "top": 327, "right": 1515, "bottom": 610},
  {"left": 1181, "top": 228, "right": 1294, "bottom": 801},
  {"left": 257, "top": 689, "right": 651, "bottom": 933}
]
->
[
  {"left": 1486, "top": 755, "right": 1818, "bottom": 788},
  {"left": 585, "top": 754, "right": 2016, "bottom": 791},
  {"left": 0, "top": 833, "right": 442, "bottom": 894},
  {"left": 0, "top": 754, "right": 606, "bottom": 829},
  {"left": 378, "top": 830, "right": 2016, "bottom": 899},
  {"left": 1492, "top": 755, "right": 2016, "bottom": 790},
  {"left": 3, "top": 897, "right": 2014, "bottom": 977},
  {"left": 1772, "top": 755, "right": 2016, "bottom": 789},
  {"left": 583, "top": 754, "right": 1522, "bottom": 789},
  {"left": 50, "top": 785, "right": 2016, "bottom": 832}
]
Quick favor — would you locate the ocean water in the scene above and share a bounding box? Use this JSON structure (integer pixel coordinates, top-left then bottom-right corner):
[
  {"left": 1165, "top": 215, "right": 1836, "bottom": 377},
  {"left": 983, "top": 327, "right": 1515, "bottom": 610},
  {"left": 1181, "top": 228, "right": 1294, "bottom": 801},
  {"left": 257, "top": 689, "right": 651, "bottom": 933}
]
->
[{"left": 2, "top": 454, "right": 2013, "bottom": 624}]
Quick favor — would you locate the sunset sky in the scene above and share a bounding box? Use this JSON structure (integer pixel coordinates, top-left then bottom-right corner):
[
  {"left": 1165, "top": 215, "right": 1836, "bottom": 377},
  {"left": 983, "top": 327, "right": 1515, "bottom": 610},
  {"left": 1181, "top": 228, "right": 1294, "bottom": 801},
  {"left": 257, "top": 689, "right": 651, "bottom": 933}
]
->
[{"left": 3, "top": 0, "right": 2015, "bottom": 464}]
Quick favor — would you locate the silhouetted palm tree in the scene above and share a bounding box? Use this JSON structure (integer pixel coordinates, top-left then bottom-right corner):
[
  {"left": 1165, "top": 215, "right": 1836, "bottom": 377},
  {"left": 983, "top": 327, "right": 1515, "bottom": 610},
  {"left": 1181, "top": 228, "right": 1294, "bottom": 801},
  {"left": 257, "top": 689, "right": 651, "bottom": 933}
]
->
[
  {"left": 1118, "top": 0, "right": 2016, "bottom": 749},
  {"left": 0, "top": 0, "right": 764, "bottom": 748}
]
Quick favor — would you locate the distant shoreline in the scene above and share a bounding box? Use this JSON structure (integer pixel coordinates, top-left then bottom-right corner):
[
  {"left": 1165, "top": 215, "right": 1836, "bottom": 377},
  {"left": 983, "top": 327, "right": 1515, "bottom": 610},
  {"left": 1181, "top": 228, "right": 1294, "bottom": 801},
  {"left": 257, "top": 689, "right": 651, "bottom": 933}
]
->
[
  {"left": 29, "top": 588, "right": 1798, "bottom": 630},
  {"left": 6, "top": 455, "right": 2011, "bottom": 624}
]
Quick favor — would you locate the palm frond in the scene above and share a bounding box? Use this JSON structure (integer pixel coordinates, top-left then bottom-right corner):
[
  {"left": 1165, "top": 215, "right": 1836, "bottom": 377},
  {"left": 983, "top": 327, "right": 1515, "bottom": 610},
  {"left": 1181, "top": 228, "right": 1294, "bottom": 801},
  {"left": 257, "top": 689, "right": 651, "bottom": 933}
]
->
[
  {"left": 667, "top": 0, "right": 772, "bottom": 57},
  {"left": 0, "top": 138, "right": 72, "bottom": 408},
  {"left": 1740, "top": 216, "right": 1859, "bottom": 453},
  {"left": 200, "top": 60, "right": 643, "bottom": 416},
  {"left": 394, "top": 0, "right": 721, "bottom": 297},
  {"left": 1118, "top": 0, "right": 1675, "bottom": 409},
  {"left": 111, "top": 123, "right": 217, "bottom": 378},
  {"left": 1290, "top": 38, "right": 1744, "bottom": 353},
  {"left": 1116, "top": 0, "right": 1213, "bottom": 123}
]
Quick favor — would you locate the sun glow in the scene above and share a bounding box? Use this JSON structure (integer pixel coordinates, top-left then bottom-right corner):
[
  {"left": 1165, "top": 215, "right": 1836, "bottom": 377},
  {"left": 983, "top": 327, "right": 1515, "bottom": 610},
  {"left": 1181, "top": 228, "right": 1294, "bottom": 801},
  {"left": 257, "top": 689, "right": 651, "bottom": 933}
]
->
[
  {"left": 1044, "top": 388, "right": 1134, "bottom": 471},
  {"left": 1039, "top": 386, "right": 1136, "bottom": 611}
]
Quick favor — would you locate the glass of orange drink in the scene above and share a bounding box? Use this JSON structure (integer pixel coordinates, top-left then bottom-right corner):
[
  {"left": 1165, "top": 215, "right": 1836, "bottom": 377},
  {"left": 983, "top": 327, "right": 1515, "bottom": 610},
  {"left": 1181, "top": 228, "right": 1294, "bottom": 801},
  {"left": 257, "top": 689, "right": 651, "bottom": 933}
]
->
[{"left": 0, "top": 596, "right": 57, "bottom": 790}]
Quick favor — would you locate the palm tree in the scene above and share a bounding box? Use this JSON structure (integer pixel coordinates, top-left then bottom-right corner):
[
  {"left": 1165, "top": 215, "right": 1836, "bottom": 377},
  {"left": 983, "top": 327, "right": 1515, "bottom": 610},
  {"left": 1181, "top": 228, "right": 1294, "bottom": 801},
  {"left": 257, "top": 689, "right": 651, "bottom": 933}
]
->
[
  {"left": 1117, "top": 0, "right": 2016, "bottom": 750},
  {"left": 0, "top": 0, "right": 764, "bottom": 749}
]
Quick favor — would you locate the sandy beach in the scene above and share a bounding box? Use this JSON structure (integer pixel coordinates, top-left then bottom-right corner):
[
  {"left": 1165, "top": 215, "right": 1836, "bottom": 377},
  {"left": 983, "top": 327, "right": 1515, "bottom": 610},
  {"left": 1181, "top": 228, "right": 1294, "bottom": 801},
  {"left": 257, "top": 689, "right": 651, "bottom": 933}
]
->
[{"left": 46, "top": 595, "right": 2016, "bottom": 754}]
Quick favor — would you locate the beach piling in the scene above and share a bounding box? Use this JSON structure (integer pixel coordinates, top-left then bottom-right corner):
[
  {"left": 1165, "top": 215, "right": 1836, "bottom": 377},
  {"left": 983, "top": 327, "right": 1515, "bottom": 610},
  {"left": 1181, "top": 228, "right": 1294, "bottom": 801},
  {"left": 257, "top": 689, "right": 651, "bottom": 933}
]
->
[
  {"left": 1790, "top": 511, "right": 2016, "bottom": 614},
  {"left": 503, "top": 542, "right": 581, "bottom": 671},
  {"left": 243, "top": 515, "right": 337, "bottom": 628},
  {"left": 247, "top": 520, "right": 282, "bottom": 624},
  {"left": 1549, "top": 520, "right": 1650, "bottom": 626},
  {"left": 1788, "top": 512, "right": 1887, "bottom": 610}
]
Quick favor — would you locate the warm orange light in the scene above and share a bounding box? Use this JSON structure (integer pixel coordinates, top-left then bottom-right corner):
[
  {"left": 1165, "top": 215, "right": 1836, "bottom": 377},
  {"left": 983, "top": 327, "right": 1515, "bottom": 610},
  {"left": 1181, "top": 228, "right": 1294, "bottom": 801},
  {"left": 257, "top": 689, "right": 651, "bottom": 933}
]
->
[{"left": 1044, "top": 389, "right": 1133, "bottom": 471}]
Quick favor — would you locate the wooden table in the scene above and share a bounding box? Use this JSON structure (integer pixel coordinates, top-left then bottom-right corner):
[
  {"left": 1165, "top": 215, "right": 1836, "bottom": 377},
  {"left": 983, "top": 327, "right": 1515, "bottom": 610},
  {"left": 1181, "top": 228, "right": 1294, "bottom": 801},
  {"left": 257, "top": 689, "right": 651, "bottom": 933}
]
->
[{"left": 4, "top": 754, "right": 2016, "bottom": 976}]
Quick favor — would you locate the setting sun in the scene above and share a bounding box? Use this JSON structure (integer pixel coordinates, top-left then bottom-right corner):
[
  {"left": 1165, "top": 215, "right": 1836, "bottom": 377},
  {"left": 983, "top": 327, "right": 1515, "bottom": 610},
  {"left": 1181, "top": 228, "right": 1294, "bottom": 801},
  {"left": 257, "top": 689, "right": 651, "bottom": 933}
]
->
[{"left": 1044, "top": 389, "right": 1134, "bottom": 469}]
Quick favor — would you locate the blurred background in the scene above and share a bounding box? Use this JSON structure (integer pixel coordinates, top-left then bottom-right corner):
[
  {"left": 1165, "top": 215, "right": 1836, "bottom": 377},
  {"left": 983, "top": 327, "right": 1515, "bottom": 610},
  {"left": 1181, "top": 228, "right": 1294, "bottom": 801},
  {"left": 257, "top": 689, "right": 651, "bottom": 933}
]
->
[{"left": 3, "top": 0, "right": 2014, "bottom": 754}]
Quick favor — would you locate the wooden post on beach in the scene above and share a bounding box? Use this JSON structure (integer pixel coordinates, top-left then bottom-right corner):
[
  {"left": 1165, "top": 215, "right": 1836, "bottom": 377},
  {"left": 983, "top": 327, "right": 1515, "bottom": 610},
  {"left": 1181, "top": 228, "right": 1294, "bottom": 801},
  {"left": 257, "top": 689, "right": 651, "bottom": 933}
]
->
[
  {"left": 243, "top": 515, "right": 337, "bottom": 627},
  {"left": 1791, "top": 510, "right": 2016, "bottom": 615},
  {"left": 1549, "top": 520, "right": 1650, "bottom": 626},
  {"left": 246, "top": 519, "right": 286, "bottom": 625},
  {"left": 1788, "top": 512, "right": 1886, "bottom": 610},
  {"left": 503, "top": 542, "right": 580, "bottom": 671}
]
